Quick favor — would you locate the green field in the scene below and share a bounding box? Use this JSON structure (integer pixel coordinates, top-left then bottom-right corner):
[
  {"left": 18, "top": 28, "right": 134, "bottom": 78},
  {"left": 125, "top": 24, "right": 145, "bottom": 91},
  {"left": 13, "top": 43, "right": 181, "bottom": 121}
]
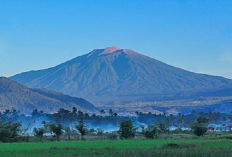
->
[{"left": 1, "top": 139, "right": 232, "bottom": 157}]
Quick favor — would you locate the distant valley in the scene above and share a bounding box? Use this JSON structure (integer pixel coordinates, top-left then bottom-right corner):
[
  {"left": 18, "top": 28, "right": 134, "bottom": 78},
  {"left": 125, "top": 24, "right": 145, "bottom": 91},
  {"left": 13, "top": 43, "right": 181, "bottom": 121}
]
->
[{"left": 96, "top": 96, "right": 232, "bottom": 115}]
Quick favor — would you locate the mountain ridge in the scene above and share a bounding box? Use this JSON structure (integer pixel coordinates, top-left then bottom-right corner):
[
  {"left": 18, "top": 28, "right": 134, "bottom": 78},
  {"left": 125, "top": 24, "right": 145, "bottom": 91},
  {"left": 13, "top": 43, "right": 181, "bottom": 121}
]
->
[{"left": 0, "top": 77, "right": 98, "bottom": 114}]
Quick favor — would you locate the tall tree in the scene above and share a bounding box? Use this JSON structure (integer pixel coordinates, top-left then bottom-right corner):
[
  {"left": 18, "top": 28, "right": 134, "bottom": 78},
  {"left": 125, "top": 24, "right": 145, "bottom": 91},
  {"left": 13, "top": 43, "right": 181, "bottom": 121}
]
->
[
  {"left": 33, "top": 128, "right": 45, "bottom": 141},
  {"left": 50, "top": 124, "right": 63, "bottom": 141},
  {"left": 64, "top": 127, "right": 71, "bottom": 141},
  {"left": 75, "top": 113, "right": 87, "bottom": 140},
  {"left": 109, "top": 109, "right": 114, "bottom": 116},
  {"left": 118, "top": 120, "right": 135, "bottom": 139},
  {"left": 191, "top": 117, "right": 208, "bottom": 136}
]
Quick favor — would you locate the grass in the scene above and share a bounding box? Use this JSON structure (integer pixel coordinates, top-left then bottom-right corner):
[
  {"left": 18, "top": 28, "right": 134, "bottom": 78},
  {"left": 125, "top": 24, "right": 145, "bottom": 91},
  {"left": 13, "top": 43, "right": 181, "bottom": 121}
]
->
[{"left": 0, "top": 139, "right": 232, "bottom": 157}]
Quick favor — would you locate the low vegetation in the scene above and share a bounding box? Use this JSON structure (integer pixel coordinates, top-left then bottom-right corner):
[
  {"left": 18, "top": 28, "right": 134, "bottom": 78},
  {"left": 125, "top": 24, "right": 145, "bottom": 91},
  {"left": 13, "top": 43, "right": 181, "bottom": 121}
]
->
[
  {"left": 1, "top": 139, "right": 232, "bottom": 157},
  {"left": 1, "top": 108, "right": 232, "bottom": 156}
]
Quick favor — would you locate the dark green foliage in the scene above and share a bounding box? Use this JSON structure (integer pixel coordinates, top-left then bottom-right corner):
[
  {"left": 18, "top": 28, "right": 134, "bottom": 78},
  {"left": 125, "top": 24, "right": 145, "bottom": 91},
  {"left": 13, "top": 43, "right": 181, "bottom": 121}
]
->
[
  {"left": 163, "top": 143, "right": 197, "bottom": 149},
  {"left": 113, "top": 113, "right": 118, "bottom": 117},
  {"left": 107, "top": 133, "right": 118, "bottom": 140},
  {"left": 33, "top": 128, "right": 45, "bottom": 140},
  {"left": 43, "top": 122, "right": 56, "bottom": 136},
  {"left": 191, "top": 117, "right": 208, "bottom": 136},
  {"left": 109, "top": 109, "right": 114, "bottom": 116},
  {"left": 142, "top": 125, "right": 159, "bottom": 139},
  {"left": 31, "top": 109, "right": 40, "bottom": 117},
  {"left": 141, "top": 123, "right": 169, "bottom": 139},
  {"left": 96, "top": 129, "right": 104, "bottom": 136},
  {"left": 0, "top": 121, "right": 21, "bottom": 142},
  {"left": 196, "top": 117, "right": 209, "bottom": 123},
  {"left": 72, "top": 107, "right": 77, "bottom": 114},
  {"left": 0, "top": 109, "right": 21, "bottom": 142},
  {"left": 100, "top": 109, "right": 105, "bottom": 115},
  {"left": 191, "top": 123, "right": 208, "bottom": 136},
  {"left": 76, "top": 123, "right": 87, "bottom": 139},
  {"left": 75, "top": 112, "right": 87, "bottom": 140},
  {"left": 158, "top": 123, "right": 168, "bottom": 134},
  {"left": 64, "top": 127, "right": 71, "bottom": 140},
  {"left": 50, "top": 124, "right": 63, "bottom": 141},
  {"left": 136, "top": 111, "right": 226, "bottom": 130},
  {"left": 171, "top": 127, "right": 185, "bottom": 134},
  {"left": 118, "top": 120, "right": 136, "bottom": 139},
  {"left": 43, "top": 122, "right": 63, "bottom": 141}
]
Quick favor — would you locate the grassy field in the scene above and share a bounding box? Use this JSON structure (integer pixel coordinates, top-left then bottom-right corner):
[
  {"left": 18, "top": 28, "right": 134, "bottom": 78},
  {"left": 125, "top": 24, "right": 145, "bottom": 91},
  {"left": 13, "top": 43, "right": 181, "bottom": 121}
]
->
[{"left": 1, "top": 139, "right": 232, "bottom": 157}]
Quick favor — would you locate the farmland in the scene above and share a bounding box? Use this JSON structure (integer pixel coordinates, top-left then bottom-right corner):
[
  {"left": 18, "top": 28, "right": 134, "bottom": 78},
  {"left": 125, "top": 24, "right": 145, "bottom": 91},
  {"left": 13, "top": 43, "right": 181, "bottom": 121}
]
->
[{"left": 1, "top": 139, "right": 232, "bottom": 157}]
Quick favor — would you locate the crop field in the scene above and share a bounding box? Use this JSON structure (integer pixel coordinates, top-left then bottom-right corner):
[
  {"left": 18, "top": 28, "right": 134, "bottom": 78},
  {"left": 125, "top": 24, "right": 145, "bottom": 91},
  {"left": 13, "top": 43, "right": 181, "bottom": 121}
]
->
[{"left": 1, "top": 139, "right": 232, "bottom": 157}]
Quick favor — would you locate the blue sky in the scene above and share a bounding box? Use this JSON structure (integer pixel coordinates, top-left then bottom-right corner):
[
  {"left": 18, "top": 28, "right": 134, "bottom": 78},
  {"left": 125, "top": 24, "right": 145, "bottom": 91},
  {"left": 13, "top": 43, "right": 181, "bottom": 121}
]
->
[{"left": 0, "top": 0, "right": 232, "bottom": 78}]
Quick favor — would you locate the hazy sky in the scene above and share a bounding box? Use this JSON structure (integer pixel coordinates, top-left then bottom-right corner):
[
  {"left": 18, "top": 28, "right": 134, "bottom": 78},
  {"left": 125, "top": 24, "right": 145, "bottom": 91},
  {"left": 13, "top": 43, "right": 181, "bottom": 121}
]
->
[{"left": 0, "top": 0, "right": 232, "bottom": 79}]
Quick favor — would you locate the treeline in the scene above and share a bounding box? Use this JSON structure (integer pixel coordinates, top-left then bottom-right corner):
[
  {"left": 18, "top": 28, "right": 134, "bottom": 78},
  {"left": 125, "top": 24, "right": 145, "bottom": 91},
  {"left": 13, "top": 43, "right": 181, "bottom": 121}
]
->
[
  {"left": 136, "top": 110, "right": 232, "bottom": 126},
  {"left": 30, "top": 108, "right": 232, "bottom": 128},
  {"left": 0, "top": 107, "right": 232, "bottom": 143}
]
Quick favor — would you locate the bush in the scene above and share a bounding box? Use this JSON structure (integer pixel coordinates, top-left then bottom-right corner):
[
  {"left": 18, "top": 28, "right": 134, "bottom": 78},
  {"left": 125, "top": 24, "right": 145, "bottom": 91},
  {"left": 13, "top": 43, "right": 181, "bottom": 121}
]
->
[
  {"left": 107, "top": 133, "right": 118, "bottom": 140},
  {"left": 163, "top": 143, "right": 197, "bottom": 149},
  {"left": 191, "top": 122, "right": 207, "bottom": 136},
  {"left": 142, "top": 125, "right": 159, "bottom": 139}
]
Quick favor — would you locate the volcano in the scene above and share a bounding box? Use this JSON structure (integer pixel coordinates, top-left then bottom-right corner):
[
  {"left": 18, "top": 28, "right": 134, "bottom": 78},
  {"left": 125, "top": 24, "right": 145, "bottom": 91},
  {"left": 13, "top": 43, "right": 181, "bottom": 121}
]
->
[{"left": 11, "top": 46, "right": 232, "bottom": 105}]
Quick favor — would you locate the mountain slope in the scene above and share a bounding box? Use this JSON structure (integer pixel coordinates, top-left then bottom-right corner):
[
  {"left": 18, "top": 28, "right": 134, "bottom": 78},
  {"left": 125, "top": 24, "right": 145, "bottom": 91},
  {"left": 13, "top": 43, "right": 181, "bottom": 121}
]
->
[
  {"left": 11, "top": 46, "right": 232, "bottom": 105},
  {"left": 0, "top": 77, "right": 97, "bottom": 114}
]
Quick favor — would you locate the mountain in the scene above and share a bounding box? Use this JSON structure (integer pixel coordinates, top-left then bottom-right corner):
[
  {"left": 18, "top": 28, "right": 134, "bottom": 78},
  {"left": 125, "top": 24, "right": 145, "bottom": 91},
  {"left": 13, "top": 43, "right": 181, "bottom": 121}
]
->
[
  {"left": 10, "top": 46, "right": 232, "bottom": 105},
  {"left": 0, "top": 77, "right": 98, "bottom": 114}
]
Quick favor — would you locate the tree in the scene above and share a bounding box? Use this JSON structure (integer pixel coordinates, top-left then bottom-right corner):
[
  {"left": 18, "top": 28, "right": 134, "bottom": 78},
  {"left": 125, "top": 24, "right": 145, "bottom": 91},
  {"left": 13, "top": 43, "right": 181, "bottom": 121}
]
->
[
  {"left": 118, "top": 120, "right": 136, "bottom": 139},
  {"left": 43, "top": 122, "right": 55, "bottom": 136},
  {"left": 50, "top": 124, "right": 63, "bottom": 141},
  {"left": 33, "top": 128, "right": 45, "bottom": 141},
  {"left": 75, "top": 113, "right": 87, "bottom": 140},
  {"left": 0, "top": 121, "right": 21, "bottom": 142},
  {"left": 72, "top": 107, "right": 77, "bottom": 114},
  {"left": 100, "top": 109, "right": 105, "bottom": 115},
  {"left": 64, "top": 127, "right": 71, "bottom": 140},
  {"left": 142, "top": 125, "right": 159, "bottom": 139},
  {"left": 158, "top": 123, "right": 169, "bottom": 134},
  {"left": 71, "top": 107, "right": 78, "bottom": 121},
  {"left": 113, "top": 113, "right": 118, "bottom": 117},
  {"left": 3, "top": 108, "right": 20, "bottom": 122},
  {"left": 196, "top": 117, "right": 209, "bottom": 123},
  {"left": 109, "top": 109, "right": 114, "bottom": 116},
  {"left": 78, "top": 110, "right": 83, "bottom": 116},
  {"left": 192, "top": 122, "right": 207, "bottom": 136},
  {"left": 57, "top": 108, "right": 71, "bottom": 123},
  {"left": 0, "top": 110, "right": 21, "bottom": 142},
  {"left": 191, "top": 117, "right": 208, "bottom": 136},
  {"left": 31, "top": 109, "right": 39, "bottom": 117},
  {"left": 96, "top": 129, "right": 104, "bottom": 136}
]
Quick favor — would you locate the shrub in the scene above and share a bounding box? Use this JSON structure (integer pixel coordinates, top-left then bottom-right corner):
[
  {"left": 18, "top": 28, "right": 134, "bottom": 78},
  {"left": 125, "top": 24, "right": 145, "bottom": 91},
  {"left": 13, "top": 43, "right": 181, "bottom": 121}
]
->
[
  {"left": 142, "top": 125, "right": 159, "bottom": 139},
  {"left": 107, "top": 133, "right": 118, "bottom": 140}
]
